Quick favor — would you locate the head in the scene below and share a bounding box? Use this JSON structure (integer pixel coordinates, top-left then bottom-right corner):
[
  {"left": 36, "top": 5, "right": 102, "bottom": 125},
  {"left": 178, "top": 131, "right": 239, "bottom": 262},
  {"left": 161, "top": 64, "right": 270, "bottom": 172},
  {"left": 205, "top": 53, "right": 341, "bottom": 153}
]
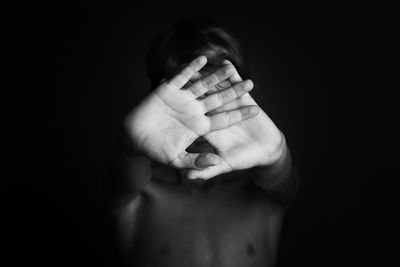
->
[
  {"left": 146, "top": 16, "right": 248, "bottom": 154},
  {"left": 146, "top": 16, "right": 249, "bottom": 90}
]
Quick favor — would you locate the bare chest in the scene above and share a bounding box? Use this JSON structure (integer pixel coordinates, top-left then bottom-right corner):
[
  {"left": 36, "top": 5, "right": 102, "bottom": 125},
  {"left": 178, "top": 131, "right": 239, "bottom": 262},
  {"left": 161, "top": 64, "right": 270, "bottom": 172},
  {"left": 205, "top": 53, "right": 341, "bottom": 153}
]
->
[{"left": 119, "top": 176, "right": 282, "bottom": 267}]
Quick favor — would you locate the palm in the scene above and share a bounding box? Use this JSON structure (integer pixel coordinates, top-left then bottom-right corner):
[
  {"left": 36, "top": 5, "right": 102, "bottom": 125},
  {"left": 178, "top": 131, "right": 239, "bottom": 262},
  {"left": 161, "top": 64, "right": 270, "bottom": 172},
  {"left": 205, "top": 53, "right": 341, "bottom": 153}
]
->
[
  {"left": 207, "top": 94, "right": 281, "bottom": 172},
  {"left": 186, "top": 60, "right": 283, "bottom": 179},
  {"left": 124, "top": 56, "right": 258, "bottom": 169},
  {"left": 126, "top": 84, "right": 211, "bottom": 167}
]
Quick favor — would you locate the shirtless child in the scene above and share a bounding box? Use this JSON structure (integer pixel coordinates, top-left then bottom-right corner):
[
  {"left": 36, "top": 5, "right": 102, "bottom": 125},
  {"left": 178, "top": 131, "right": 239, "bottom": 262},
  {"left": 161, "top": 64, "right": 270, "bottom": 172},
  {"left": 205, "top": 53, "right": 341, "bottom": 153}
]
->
[{"left": 107, "top": 17, "right": 298, "bottom": 267}]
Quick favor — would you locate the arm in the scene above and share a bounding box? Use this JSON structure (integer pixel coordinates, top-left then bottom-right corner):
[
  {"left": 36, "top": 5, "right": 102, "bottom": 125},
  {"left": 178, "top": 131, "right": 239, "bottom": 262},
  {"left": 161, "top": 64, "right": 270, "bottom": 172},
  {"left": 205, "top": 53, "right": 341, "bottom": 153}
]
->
[
  {"left": 104, "top": 56, "right": 258, "bottom": 210},
  {"left": 251, "top": 133, "right": 299, "bottom": 207},
  {"left": 185, "top": 60, "right": 299, "bottom": 203},
  {"left": 104, "top": 123, "right": 152, "bottom": 211}
]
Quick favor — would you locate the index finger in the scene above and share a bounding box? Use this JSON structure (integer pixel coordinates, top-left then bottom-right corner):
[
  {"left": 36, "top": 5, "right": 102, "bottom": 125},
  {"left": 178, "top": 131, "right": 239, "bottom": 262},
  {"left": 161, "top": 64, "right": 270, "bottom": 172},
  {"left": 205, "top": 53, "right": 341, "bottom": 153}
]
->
[{"left": 168, "top": 56, "right": 208, "bottom": 89}]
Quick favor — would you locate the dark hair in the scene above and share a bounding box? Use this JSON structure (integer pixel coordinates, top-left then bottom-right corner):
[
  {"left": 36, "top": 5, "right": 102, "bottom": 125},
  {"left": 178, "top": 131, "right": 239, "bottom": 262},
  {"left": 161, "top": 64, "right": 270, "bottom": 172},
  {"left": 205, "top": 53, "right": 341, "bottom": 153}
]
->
[{"left": 146, "top": 16, "right": 248, "bottom": 90}]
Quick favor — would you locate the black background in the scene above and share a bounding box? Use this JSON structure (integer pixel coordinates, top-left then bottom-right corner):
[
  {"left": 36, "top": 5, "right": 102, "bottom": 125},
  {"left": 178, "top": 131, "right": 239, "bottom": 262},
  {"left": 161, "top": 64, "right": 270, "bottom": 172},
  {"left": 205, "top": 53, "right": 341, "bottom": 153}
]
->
[{"left": 12, "top": 3, "right": 393, "bottom": 267}]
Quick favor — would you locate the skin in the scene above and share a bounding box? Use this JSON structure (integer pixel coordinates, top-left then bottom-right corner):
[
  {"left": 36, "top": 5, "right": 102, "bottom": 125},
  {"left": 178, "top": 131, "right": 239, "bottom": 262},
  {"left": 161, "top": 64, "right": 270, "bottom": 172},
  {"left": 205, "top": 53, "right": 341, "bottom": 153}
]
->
[
  {"left": 116, "top": 56, "right": 293, "bottom": 267},
  {"left": 124, "top": 56, "right": 260, "bottom": 171},
  {"left": 116, "top": 173, "right": 284, "bottom": 267},
  {"left": 185, "top": 60, "right": 285, "bottom": 180}
]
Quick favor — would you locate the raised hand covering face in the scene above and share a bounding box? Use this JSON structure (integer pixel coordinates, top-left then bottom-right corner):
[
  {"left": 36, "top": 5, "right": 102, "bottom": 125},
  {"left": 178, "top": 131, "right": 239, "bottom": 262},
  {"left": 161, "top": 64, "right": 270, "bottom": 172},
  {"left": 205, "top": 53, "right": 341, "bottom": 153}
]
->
[
  {"left": 124, "top": 56, "right": 260, "bottom": 171},
  {"left": 185, "top": 60, "right": 285, "bottom": 180}
]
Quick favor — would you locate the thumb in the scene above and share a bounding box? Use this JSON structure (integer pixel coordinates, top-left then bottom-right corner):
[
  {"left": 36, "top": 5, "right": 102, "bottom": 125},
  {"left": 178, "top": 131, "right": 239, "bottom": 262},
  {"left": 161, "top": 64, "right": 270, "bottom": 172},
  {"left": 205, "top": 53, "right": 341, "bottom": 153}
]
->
[
  {"left": 186, "top": 162, "right": 231, "bottom": 180},
  {"left": 175, "top": 152, "right": 222, "bottom": 169}
]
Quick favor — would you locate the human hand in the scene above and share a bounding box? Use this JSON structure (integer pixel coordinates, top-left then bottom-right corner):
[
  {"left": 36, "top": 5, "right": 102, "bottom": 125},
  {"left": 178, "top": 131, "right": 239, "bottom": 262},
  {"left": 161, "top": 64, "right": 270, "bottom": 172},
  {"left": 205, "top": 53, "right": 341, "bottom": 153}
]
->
[
  {"left": 186, "top": 60, "right": 285, "bottom": 180},
  {"left": 124, "top": 56, "right": 259, "bottom": 170}
]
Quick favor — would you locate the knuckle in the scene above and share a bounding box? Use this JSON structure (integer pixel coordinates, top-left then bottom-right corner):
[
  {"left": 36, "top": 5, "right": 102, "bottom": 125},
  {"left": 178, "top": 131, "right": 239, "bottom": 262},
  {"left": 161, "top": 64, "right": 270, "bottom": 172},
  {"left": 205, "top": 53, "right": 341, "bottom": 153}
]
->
[
  {"left": 201, "top": 75, "right": 215, "bottom": 88},
  {"left": 202, "top": 98, "right": 211, "bottom": 111},
  {"left": 167, "top": 154, "right": 181, "bottom": 168},
  {"left": 199, "top": 78, "right": 207, "bottom": 88},
  {"left": 182, "top": 68, "right": 193, "bottom": 78},
  {"left": 203, "top": 96, "right": 216, "bottom": 111},
  {"left": 241, "top": 106, "right": 251, "bottom": 117},
  {"left": 224, "top": 112, "right": 231, "bottom": 127},
  {"left": 236, "top": 80, "right": 249, "bottom": 91},
  {"left": 219, "top": 67, "right": 229, "bottom": 77},
  {"left": 222, "top": 89, "right": 233, "bottom": 103},
  {"left": 217, "top": 80, "right": 231, "bottom": 90},
  {"left": 216, "top": 91, "right": 225, "bottom": 105}
]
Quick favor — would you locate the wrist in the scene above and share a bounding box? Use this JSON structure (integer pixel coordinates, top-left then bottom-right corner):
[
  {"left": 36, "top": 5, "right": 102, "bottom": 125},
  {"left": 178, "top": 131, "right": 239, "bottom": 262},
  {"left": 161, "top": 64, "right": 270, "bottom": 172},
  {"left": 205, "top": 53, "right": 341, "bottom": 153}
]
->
[
  {"left": 251, "top": 148, "right": 292, "bottom": 192},
  {"left": 118, "top": 120, "right": 144, "bottom": 156},
  {"left": 252, "top": 131, "right": 292, "bottom": 177},
  {"left": 257, "top": 130, "right": 287, "bottom": 168}
]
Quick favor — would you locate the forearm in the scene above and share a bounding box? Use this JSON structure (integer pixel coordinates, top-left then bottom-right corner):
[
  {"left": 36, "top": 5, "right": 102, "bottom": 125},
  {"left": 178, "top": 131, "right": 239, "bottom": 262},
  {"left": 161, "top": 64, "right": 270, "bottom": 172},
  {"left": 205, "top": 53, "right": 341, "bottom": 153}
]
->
[
  {"left": 104, "top": 123, "right": 152, "bottom": 210},
  {"left": 251, "top": 134, "right": 299, "bottom": 206}
]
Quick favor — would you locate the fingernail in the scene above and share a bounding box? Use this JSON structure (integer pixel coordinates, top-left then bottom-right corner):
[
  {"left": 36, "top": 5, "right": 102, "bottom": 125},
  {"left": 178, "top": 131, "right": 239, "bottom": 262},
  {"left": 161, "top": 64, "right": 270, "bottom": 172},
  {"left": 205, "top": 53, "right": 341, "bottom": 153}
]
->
[
  {"left": 206, "top": 153, "right": 221, "bottom": 165},
  {"left": 187, "top": 174, "right": 197, "bottom": 180},
  {"left": 198, "top": 55, "right": 207, "bottom": 64},
  {"left": 245, "top": 79, "right": 254, "bottom": 89}
]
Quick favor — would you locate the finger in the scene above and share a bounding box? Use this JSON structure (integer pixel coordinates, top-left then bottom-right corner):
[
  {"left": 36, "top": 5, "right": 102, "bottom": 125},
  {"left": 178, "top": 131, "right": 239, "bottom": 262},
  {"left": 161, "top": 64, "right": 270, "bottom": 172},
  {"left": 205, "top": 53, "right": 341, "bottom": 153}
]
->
[
  {"left": 205, "top": 79, "right": 232, "bottom": 94},
  {"left": 208, "top": 105, "right": 260, "bottom": 131},
  {"left": 169, "top": 56, "right": 207, "bottom": 89},
  {"left": 223, "top": 59, "right": 243, "bottom": 83},
  {"left": 188, "top": 64, "right": 235, "bottom": 98},
  {"left": 205, "top": 60, "right": 256, "bottom": 115},
  {"left": 201, "top": 79, "right": 254, "bottom": 112},
  {"left": 186, "top": 163, "right": 230, "bottom": 180},
  {"left": 174, "top": 152, "right": 221, "bottom": 169},
  {"left": 189, "top": 71, "right": 202, "bottom": 82},
  {"left": 183, "top": 72, "right": 202, "bottom": 89}
]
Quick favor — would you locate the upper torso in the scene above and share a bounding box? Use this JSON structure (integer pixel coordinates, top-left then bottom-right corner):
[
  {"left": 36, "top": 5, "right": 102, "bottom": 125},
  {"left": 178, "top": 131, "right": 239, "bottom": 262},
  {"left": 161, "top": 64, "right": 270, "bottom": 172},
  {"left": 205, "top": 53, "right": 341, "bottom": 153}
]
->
[{"left": 115, "top": 164, "right": 284, "bottom": 267}]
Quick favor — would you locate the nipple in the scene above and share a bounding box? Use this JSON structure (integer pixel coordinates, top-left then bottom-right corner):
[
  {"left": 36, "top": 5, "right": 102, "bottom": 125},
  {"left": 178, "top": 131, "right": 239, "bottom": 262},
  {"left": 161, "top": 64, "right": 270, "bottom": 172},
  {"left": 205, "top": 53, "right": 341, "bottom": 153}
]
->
[
  {"left": 246, "top": 243, "right": 256, "bottom": 257},
  {"left": 160, "top": 242, "right": 171, "bottom": 257}
]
